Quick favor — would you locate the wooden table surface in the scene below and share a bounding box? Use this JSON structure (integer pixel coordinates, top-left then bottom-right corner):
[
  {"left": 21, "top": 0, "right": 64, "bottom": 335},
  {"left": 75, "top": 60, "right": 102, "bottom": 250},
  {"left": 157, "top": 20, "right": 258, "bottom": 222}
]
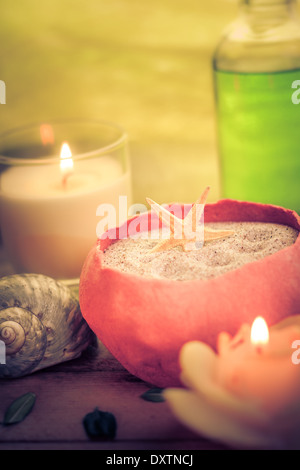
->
[
  {"left": 0, "top": 341, "right": 230, "bottom": 451},
  {"left": 0, "top": 249, "right": 229, "bottom": 452}
]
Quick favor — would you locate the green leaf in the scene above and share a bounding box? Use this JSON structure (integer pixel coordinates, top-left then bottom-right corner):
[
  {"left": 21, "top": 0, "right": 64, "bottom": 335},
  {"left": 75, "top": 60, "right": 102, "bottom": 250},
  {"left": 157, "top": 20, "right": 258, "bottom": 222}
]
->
[
  {"left": 140, "top": 387, "right": 165, "bottom": 403},
  {"left": 3, "top": 392, "right": 36, "bottom": 425},
  {"left": 83, "top": 408, "right": 117, "bottom": 439}
]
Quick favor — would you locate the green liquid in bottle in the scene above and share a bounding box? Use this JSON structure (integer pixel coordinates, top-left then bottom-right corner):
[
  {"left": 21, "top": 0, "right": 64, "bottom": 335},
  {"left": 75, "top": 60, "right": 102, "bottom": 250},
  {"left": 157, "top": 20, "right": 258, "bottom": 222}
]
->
[{"left": 214, "top": 68, "right": 300, "bottom": 213}]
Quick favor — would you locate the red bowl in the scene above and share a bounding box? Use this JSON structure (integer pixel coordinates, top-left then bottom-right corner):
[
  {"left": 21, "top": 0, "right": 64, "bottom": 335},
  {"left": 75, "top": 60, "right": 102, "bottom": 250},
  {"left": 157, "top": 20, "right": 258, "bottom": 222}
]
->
[{"left": 79, "top": 199, "right": 300, "bottom": 387}]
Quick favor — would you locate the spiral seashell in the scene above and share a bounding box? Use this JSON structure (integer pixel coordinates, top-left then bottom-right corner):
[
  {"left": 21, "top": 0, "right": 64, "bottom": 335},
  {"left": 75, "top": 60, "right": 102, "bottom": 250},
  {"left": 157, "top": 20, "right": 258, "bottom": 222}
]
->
[
  {"left": 0, "top": 318, "right": 26, "bottom": 354},
  {"left": 0, "top": 274, "right": 95, "bottom": 379}
]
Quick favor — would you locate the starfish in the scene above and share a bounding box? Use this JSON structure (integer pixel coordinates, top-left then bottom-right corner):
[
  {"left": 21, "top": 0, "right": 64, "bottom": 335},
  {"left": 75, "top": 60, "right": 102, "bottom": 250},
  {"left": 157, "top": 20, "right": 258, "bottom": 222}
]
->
[{"left": 146, "top": 186, "right": 234, "bottom": 253}]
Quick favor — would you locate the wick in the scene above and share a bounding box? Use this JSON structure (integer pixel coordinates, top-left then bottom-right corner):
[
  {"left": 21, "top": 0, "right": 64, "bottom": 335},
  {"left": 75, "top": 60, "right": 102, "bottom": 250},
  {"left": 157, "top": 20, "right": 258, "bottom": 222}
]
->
[
  {"left": 256, "top": 345, "right": 263, "bottom": 355},
  {"left": 62, "top": 171, "right": 72, "bottom": 190},
  {"left": 230, "top": 337, "right": 245, "bottom": 350}
]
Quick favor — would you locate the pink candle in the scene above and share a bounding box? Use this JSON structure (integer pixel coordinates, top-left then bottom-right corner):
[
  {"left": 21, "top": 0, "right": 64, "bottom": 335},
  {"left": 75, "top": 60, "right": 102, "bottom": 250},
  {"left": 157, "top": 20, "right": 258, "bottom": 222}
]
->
[
  {"left": 165, "top": 315, "right": 300, "bottom": 448},
  {"left": 216, "top": 317, "right": 300, "bottom": 413}
]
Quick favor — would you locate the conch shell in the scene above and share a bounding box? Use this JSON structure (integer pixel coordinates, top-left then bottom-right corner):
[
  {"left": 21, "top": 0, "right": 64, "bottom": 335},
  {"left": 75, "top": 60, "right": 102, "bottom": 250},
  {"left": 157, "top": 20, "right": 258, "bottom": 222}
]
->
[{"left": 0, "top": 273, "right": 95, "bottom": 378}]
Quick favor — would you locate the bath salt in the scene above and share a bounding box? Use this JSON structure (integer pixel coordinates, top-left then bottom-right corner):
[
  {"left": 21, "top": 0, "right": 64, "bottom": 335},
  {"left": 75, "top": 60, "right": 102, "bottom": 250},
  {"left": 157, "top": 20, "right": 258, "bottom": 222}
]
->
[{"left": 102, "top": 222, "right": 298, "bottom": 281}]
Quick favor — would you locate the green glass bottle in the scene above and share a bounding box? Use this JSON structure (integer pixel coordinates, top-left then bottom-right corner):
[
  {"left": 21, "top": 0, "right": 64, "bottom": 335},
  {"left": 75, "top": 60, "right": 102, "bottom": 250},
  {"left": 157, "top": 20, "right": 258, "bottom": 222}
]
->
[{"left": 213, "top": 0, "right": 300, "bottom": 213}]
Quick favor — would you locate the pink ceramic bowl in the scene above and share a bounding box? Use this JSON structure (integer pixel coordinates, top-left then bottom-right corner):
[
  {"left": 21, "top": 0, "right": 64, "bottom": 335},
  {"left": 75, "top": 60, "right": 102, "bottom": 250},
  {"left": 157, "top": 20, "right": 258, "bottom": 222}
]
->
[{"left": 79, "top": 199, "right": 300, "bottom": 387}]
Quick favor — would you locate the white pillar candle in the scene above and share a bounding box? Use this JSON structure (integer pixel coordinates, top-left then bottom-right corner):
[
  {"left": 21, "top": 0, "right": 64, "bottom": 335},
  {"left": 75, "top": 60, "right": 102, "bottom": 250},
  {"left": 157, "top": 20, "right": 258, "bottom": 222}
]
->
[{"left": 0, "top": 145, "right": 131, "bottom": 280}]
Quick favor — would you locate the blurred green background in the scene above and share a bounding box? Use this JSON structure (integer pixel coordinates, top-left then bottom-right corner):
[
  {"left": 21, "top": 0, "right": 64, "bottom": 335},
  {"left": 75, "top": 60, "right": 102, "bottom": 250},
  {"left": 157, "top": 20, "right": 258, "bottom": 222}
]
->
[{"left": 0, "top": 0, "right": 239, "bottom": 204}]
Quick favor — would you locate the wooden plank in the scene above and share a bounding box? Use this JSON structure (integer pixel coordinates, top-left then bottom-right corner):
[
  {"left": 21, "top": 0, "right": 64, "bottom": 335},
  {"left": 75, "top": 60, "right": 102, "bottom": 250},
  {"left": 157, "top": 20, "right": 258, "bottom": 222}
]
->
[
  {"left": 0, "top": 370, "right": 193, "bottom": 442},
  {"left": 0, "top": 341, "right": 230, "bottom": 450},
  {"left": 0, "top": 369, "right": 229, "bottom": 450}
]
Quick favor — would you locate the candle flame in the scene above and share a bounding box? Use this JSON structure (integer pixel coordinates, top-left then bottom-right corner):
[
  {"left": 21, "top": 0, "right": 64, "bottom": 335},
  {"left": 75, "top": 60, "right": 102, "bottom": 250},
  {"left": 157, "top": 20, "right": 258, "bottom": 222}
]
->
[
  {"left": 250, "top": 316, "right": 269, "bottom": 346},
  {"left": 60, "top": 142, "right": 74, "bottom": 174}
]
